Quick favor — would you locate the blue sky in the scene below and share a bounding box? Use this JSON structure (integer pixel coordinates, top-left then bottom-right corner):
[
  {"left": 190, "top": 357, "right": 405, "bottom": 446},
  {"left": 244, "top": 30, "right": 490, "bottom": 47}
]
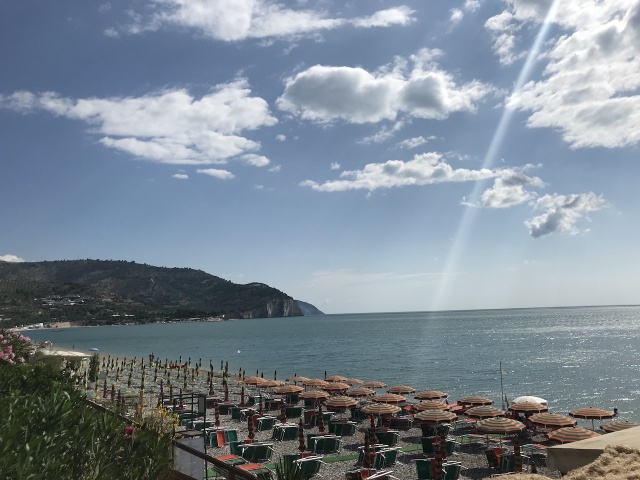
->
[{"left": 2, "top": 0, "right": 639, "bottom": 314}]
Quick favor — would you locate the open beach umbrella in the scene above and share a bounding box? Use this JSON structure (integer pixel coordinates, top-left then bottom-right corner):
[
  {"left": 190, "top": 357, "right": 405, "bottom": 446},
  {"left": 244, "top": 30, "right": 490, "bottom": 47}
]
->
[
  {"left": 569, "top": 407, "right": 616, "bottom": 430},
  {"left": 325, "top": 375, "right": 348, "bottom": 382},
  {"left": 303, "top": 378, "right": 329, "bottom": 388},
  {"left": 243, "top": 376, "right": 267, "bottom": 386},
  {"left": 548, "top": 427, "right": 600, "bottom": 444},
  {"left": 317, "top": 404, "right": 325, "bottom": 433},
  {"left": 287, "top": 375, "right": 310, "bottom": 383},
  {"left": 322, "top": 382, "right": 350, "bottom": 393},
  {"left": 274, "top": 384, "right": 304, "bottom": 395},
  {"left": 600, "top": 420, "right": 639, "bottom": 433},
  {"left": 465, "top": 405, "right": 506, "bottom": 419},
  {"left": 415, "top": 400, "right": 450, "bottom": 411},
  {"left": 529, "top": 412, "right": 577, "bottom": 430},
  {"left": 346, "top": 387, "right": 375, "bottom": 398},
  {"left": 299, "top": 390, "right": 329, "bottom": 406},
  {"left": 257, "top": 380, "right": 283, "bottom": 388},
  {"left": 298, "top": 418, "right": 306, "bottom": 454},
  {"left": 324, "top": 395, "right": 358, "bottom": 410},
  {"left": 361, "top": 381, "right": 387, "bottom": 389},
  {"left": 458, "top": 395, "right": 494, "bottom": 406},
  {"left": 371, "top": 393, "right": 406, "bottom": 404},
  {"left": 508, "top": 401, "right": 548, "bottom": 415},
  {"left": 345, "top": 378, "right": 364, "bottom": 386},
  {"left": 387, "top": 385, "right": 416, "bottom": 394},
  {"left": 512, "top": 395, "right": 548, "bottom": 406},
  {"left": 361, "top": 402, "right": 401, "bottom": 416},
  {"left": 414, "top": 409, "right": 458, "bottom": 425},
  {"left": 415, "top": 390, "right": 448, "bottom": 400},
  {"left": 476, "top": 417, "right": 526, "bottom": 472}
]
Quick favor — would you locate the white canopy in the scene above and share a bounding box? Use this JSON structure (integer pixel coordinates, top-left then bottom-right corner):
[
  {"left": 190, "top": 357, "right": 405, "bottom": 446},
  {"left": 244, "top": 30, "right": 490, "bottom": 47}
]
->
[{"left": 512, "top": 395, "right": 548, "bottom": 406}]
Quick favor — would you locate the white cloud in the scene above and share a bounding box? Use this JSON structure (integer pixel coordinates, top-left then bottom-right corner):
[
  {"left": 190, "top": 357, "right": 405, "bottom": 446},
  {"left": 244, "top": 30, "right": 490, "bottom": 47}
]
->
[
  {"left": 0, "top": 79, "right": 276, "bottom": 165},
  {"left": 525, "top": 192, "right": 608, "bottom": 238},
  {"left": 396, "top": 136, "right": 428, "bottom": 149},
  {"left": 240, "top": 154, "right": 270, "bottom": 167},
  {"left": 173, "top": 173, "right": 189, "bottom": 180},
  {"left": 481, "top": 167, "right": 544, "bottom": 208},
  {"left": 276, "top": 134, "right": 286, "bottom": 141},
  {"left": 450, "top": 8, "right": 464, "bottom": 26},
  {"left": 300, "top": 152, "right": 494, "bottom": 192},
  {"left": 98, "top": 3, "right": 112, "bottom": 14},
  {"left": 278, "top": 49, "right": 493, "bottom": 125},
  {"left": 115, "top": 1, "right": 414, "bottom": 41},
  {"left": 464, "top": 0, "right": 481, "bottom": 12},
  {"left": 268, "top": 164, "right": 282, "bottom": 173},
  {"left": 0, "top": 254, "right": 25, "bottom": 263},
  {"left": 358, "top": 121, "right": 405, "bottom": 144},
  {"left": 196, "top": 168, "right": 235, "bottom": 180},
  {"left": 330, "top": 162, "right": 341, "bottom": 170},
  {"left": 488, "top": 1, "right": 640, "bottom": 149}
]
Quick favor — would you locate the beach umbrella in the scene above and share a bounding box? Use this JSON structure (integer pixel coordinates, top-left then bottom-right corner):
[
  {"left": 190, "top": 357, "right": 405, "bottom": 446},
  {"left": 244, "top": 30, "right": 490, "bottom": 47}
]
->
[
  {"left": 508, "top": 401, "right": 548, "bottom": 415},
  {"left": 513, "top": 395, "right": 548, "bottom": 406},
  {"left": 371, "top": 393, "right": 406, "bottom": 404},
  {"left": 414, "top": 409, "right": 457, "bottom": 425},
  {"left": 303, "top": 378, "right": 329, "bottom": 388},
  {"left": 529, "top": 412, "right": 577, "bottom": 430},
  {"left": 257, "top": 380, "right": 283, "bottom": 388},
  {"left": 415, "top": 390, "right": 448, "bottom": 400},
  {"left": 548, "top": 427, "right": 599, "bottom": 444},
  {"left": 298, "top": 418, "right": 306, "bottom": 454},
  {"left": 387, "top": 385, "right": 416, "bottom": 394},
  {"left": 325, "top": 375, "right": 348, "bottom": 382},
  {"left": 347, "top": 387, "right": 376, "bottom": 398},
  {"left": 247, "top": 414, "right": 255, "bottom": 440},
  {"left": 103, "top": 379, "right": 108, "bottom": 398},
  {"left": 569, "top": 407, "right": 616, "bottom": 430},
  {"left": 322, "top": 382, "right": 350, "bottom": 393},
  {"left": 465, "top": 405, "right": 507, "bottom": 419},
  {"left": 243, "top": 376, "right": 268, "bottom": 386},
  {"left": 362, "top": 381, "right": 387, "bottom": 389},
  {"left": 317, "top": 404, "right": 325, "bottom": 433},
  {"left": 362, "top": 430, "right": 372, "bottom": 469},
  {"left": 224, "top": 383, "right": 229, "bottom": 402},
  {"left": 274, "top": 384, "right": 304, "bottom": 395},
  {"left": 280, "top": 403, "right": 287, "bottom": 424},
  {"left": 345, "top": 378, "right": 364, "bottom": 386},
  {"left": 458, "top": 395, "right": 494, "bottom": 406},
  {"left": 215, "top": 403, "right": 220, "bottom": 427},
  {"left": 477, "top": 417, "right": 526, "bottom": 471},
  {"left": 240, "top": 386, "right": 245, "bottom": 406},
  {"left": 368, "top": 414, "right": 377, "bottom": 444},
  {"left": 208, "top": 379, "right": 214, "bottom": 395},
  {"left": 287, "top": 375, "right": 310, "bottom": 383},
  {"left": 361, "top": 403, "right": 402, "bottom": 416},
  {"left": 324, "top": 395, "right": 358, "bottom": 410},
  {"left": 299, "top": 390, "right": 330, "bottom": 401},
  {"left": 600, "top": 420, "right": 638, "bottom": 433},
  {"left": 415, "top": 400, "right": 450, "bottom": 411}
]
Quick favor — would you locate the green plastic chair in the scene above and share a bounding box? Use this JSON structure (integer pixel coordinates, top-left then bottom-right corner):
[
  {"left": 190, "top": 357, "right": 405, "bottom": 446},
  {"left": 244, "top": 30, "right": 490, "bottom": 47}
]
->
[
  {"left": 421, "top": 436, "right": 437, "bottom": 456},
  {"left": 229, "top": 440, "right": 243, "bottom": 456},
  {"left": 225, "top": 429, "right": 238, "bottom": 443},
  {"left": 416, "top": 458, "right": 437, "bottom": 480},
  {"left": 498, "top": 454, "right": 515, "bottom": 474},
  {"left": 230, "top": 406, "right": 241, "bottom": 420},
  {"left": 376, "top": 430, "right": 400, "bottom": 447},
  {"left": 443, "top": 461, "right": 463, "bottom": 480},
  {"left": 295, "top": 456, "right": 324, "bottom": 479},
  {"left": 257, "top": 416, "right": 276, "bottom": 431}
]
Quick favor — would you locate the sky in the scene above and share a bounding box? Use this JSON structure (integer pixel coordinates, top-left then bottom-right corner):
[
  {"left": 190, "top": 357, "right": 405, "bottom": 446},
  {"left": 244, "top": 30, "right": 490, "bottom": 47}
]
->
[{"left": 1, "top": 0, "right": 639, "bottom": 314}]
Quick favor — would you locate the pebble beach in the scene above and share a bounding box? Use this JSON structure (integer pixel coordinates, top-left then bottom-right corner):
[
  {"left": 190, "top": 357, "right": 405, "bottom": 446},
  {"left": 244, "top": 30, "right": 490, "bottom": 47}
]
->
[{"left": 84, "top": 352, "right": 565, "bottom": 480}]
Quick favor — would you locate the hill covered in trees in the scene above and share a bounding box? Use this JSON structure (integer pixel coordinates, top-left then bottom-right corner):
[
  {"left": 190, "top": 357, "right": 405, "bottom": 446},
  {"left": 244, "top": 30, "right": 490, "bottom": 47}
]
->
[{"left": 0, "top": 260, "right": 312, "bottom": 326}]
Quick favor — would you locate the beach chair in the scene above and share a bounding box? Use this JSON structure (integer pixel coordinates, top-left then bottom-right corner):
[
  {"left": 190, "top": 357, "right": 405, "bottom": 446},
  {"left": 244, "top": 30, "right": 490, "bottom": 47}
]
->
[
  {"left": 294, "top": 455, "right": 324, "bottom": 479},
  {"left": 229, "top": 440, "right": 243, "bottom": 456},
  {"left": 443, "top": 461, "right": 465, "bottom": 480},
  {"left": 216, "top": 430, "right": 226, "bottom": 447},
  {"left": 484, "top": 449, "right": 499, "bottom": 473},
  {"left": 312, "top": 435, "right": 341, "bottom": 454},
  {"left": 445, "top": 439, "right": 459, "bottom": 456},
  {"left": 230, "top": 406, "right": 241, "bottom": 420},
  {"left": 225, "top": 429, "right": 238, "bottom": 444},
  {"left": 366, "top": 469, "right": 398, "bottom": 479},
  {"left": 374, "top": 447, "right": 399, "bottom": 468},
  {"left": 280, "top": 424, "right": 299, "bottom": 441},
  {"left": 376, "top": 430, "right": 400, "bottom": 447},
  {"left": 490, "top": 453, "right": 515, "bottom": 477},
  {"left": 416, "top": 458, "right": 438, "bottom": 480},
  {"left": 421, "top": 436, "right": 437, "bottom": 456},
  {"left": 257, "top": 416, "right": 276, "bottom": 431},
  {"left": 285, "top": 405, "right": 303, "bottom": 418}
]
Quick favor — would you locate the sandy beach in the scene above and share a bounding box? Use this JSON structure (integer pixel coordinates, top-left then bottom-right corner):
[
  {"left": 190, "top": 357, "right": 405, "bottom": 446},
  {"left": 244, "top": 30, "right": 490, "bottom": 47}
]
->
[{"left": 81, "top": 352, "right": 564, "bottom": 480}]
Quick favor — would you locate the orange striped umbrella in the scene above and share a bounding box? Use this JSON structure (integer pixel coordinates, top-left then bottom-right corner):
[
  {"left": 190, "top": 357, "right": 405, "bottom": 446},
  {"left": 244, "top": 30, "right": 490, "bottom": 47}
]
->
[
  {"left": 458, "top": 395, "right": 493, "bottom": 406},
  {"left": 508, "top": 401, "right": 548, "bottom": 414},
  {"left": 569, "top": 407, "right": 616, "bottom": 430},
  {"left": 465, "top": 405, "right": 506, "bottom": 419},
  {"left": 274, "top": 384, "right": 304, "bottom": 395},
  {"left": 414, "top": 409, "right": 457, "bottom": 424},
  {"left": 322, "top": 382, "right": 350, "bottom": 392},
  {"left": 415, "top": 390, "right": 448, "bottom": 400},
  {"left": 324, "top": 395, "right": 358, "bottom": 409},
  {"left": 346, "top": 387, "right": 376, "bottom": 398},
  {"left": 299, "top": 390, "right": 329, "bottom": 400},
  {"left": 529, "top": 412, "right": 577, "bottom": 429},
  {"left": 325, "top": 375, "right": 348, "bottom": 382},
  {"left": 600, "top": 420, "right": 638, "bottom": 433},
  {"left": 372, "top": 393, "right": 406, "bottom": 404},
  {"left": 361, "top": 403, "right": 401, "bottom": 416},
  {"left": 415, "top": 400, "right": 450, "bottom": 411},
  {"left": 362, "top": 381, "right": 387, "bottom": 389},
  {"left": 387, "top": 385, "right": 416, "bottom": 394},
  {"left": 548, "top": 427, "right": 599, "bottom": 444},
  {"left": 476, "top": 417, "right": 525, "bottom": 434}
]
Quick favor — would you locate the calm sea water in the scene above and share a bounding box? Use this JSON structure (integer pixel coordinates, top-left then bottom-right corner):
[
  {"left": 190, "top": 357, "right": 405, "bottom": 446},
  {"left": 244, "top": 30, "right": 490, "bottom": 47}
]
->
[{"left": 25, "top": 306, "right": 640, "bottom": 422}]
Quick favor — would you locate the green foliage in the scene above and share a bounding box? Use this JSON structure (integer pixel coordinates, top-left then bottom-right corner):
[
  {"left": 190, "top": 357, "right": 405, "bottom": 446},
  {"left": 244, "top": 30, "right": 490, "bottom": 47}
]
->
[
  {"left": 273, "top": 458, "right": 304, "bottom": 480},
  {"left": 0, "top": 363, "right": 172, "bottom": 479},
  {"left": 88, "top": 352, "right": 100, "bottom": 382}
]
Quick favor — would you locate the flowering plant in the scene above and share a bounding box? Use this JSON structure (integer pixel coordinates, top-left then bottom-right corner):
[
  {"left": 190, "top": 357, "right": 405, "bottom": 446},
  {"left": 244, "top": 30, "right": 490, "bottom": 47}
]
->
[{"left": 0, "top": 329, "right": 32, "bottom": 364}]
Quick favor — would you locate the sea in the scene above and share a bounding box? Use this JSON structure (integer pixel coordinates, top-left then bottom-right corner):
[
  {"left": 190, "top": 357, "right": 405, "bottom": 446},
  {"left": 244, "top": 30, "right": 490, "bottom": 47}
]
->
[{"left": 24, "top": 305, "right": 640, "bottom": 424}]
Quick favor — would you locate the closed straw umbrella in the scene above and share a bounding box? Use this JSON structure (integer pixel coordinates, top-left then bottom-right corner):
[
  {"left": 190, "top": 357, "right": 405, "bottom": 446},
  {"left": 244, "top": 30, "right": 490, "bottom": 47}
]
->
[{"left": 215, "top": 402, "right": 220, "bottom": 427}]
